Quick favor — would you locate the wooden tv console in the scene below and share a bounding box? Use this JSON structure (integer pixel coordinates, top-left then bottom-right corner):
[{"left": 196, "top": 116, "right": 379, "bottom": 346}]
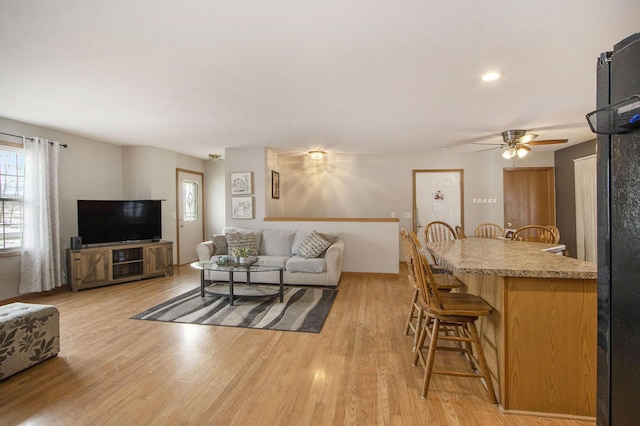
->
[{"left": 67, "top": 241, "right": 173, "bottom": 291}]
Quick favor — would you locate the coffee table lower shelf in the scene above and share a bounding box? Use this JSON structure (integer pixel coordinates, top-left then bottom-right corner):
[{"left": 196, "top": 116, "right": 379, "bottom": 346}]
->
[
  {"left": 191, "top": 261, "right": 284, "bottom": 306},
  {"left": 205, "top": 283, "right": 282, "bottom": 299}
]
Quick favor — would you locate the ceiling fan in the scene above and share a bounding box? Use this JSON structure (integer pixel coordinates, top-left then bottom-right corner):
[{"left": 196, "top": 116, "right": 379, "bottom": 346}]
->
[{"left": 473, "top": 129, "right": 568, "bottom": 158}]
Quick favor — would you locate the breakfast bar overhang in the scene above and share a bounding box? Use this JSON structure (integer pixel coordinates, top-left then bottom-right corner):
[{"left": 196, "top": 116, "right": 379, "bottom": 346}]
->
[{"left": 424, "top": 238, "right": 597, "bottom": 420}]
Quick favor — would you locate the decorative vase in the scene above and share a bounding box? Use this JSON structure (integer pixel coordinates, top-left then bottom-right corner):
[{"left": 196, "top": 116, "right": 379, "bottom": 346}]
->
[{"left": 239, "top": 257, "right": 248, "bottom": 265}]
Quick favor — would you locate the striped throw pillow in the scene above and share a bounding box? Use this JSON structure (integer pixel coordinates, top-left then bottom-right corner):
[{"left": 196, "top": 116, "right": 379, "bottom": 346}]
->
[
  {"left": 298, "top": 231, "right": 331, "bottom": 259},
  {"left": 225, "top": 232, "right": 259, "bottom": 257}
]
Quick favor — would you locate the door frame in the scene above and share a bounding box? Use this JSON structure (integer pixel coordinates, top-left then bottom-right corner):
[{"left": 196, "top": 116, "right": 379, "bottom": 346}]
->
[
  {"left": 412, "top": 169, "right": 465, "bottom": 234},
  {"left": 175, "top": 168, "right": 205, "bottom": 266}
]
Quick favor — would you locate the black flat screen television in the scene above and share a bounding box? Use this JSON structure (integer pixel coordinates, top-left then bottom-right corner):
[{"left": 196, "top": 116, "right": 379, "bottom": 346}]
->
[{"left": 77, "top": 200, "right": 162, "bottom": 245}]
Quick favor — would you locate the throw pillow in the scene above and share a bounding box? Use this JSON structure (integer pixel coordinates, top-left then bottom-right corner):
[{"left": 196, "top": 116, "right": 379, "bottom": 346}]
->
[
  {"left": 291, "top": 231, "right": 313, "bottom": 256},
  {"left": 209, "top": 234, "right": 228, "bottom": 256},
  {"left": 292, "top": 231, "right": 337, "bottom": 256},
  {"left": 318, "top": 232, "right": 338, "bottom": 245},
  {"left": 225, "top": 232, "right": 259, "bottom": 257},
  {"left": 298, "top": 231, "right": 331, "bottom": 259}
]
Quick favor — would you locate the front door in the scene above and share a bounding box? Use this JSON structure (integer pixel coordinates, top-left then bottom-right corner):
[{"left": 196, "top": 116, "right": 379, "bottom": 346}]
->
[
  {"left": 503, "top": 167, "right": 555, "bottom": 232},
  {"left": 413, "top": 169, "right": 464, "bottom": 248},
  {"left": 177, "top": 169, "right": 204, "bottom": 266}
]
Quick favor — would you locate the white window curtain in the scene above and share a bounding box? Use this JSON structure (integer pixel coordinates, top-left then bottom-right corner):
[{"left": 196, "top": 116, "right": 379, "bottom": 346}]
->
[
  {"left": 574, "top": 155, "right": 597, "bottom": 262},
  {"left": 19, "top": 138, "right": 62, "bottom": 294}
]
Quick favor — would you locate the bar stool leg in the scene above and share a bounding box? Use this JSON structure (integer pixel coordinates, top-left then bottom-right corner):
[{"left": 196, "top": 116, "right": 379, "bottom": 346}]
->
[
  {"left": 468, "top": 322, "right": 498, "bottom": 405},
  {"left": 421, "top": 318, "right": 441, "bottom": 399}
]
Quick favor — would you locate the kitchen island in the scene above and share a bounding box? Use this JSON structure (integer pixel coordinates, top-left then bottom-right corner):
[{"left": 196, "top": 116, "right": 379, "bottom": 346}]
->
[{"left": 424, "top": 238, "right": 597, "bottom": 420}]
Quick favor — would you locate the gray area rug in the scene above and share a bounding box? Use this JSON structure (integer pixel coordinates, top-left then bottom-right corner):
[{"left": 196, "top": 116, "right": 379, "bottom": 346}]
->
[{"left": 132, "top": 286, "right": 337, "bottom": 333}]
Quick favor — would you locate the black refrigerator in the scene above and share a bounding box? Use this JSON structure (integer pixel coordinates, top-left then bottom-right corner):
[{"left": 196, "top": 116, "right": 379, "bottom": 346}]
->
[{"left": 592, "top": 33, "right": 640, "bottom": 426}]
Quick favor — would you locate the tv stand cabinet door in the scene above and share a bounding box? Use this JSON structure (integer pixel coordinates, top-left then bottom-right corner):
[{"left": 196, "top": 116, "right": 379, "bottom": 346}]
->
[
  {"left": 144, "top": 243, "right": 173, "bottom": 277},
  {"left": 68, "top": 249, "right": 110, "bottom": 291}
]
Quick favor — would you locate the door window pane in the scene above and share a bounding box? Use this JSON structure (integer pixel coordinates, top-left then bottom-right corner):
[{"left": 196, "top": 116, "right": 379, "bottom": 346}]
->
[{"left": 183, "top": 180, "right": 198, "bottom": 221}]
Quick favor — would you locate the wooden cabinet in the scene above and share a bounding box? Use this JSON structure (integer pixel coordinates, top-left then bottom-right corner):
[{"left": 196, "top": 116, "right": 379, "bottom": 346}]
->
[{"left": 67, "top": 241, "right": 173, "bottom": 291}]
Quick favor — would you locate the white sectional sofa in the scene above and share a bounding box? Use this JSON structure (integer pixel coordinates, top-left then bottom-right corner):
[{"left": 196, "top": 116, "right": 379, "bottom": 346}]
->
[{"left": 196, "top": 227, "right": 344, "bottom": 287}]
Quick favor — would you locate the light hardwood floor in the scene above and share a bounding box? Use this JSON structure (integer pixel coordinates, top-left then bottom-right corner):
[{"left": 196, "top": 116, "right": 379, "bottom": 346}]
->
[{"left": 0, "top": 265, "right": 594, "bottom": 425}]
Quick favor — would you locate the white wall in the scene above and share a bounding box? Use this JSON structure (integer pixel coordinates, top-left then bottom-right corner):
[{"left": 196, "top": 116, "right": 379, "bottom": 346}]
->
[
  {"left": 261, "top": 220, "right": 399, "bottom": 274},
  {"left": 279, "top": 149, "right": 554, "bottom": 238},
  {"left": 224, "top": 147, "right": 268, "bottom": 228},
  {"left": 265, "top": 149, "right": 283, "bottom": 217},
  {"left": 0, "top": 115, "right": 555, "bottom": 298},
  {"left": 210, "top": 146, "right": 553, "bottom": 270},
  {"left": 204, "top": 158, "right": 226, "bottom": 237},
  {"left": 122, "top": 145, "right": 206, "bottom": 248},
  {"left": 0, "top": 117, "right": 123, "bottom": 299},
  {"left": 0, "top": 117, "right": 206, "bottom": 300}
]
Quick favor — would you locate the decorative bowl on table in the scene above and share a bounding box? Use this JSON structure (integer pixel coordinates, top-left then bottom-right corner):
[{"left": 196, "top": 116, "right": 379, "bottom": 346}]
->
[
  {"left": 237, "top": 256, "right": 259, "bottom": 266},
  {"left": 215, "top": 256, "right": 234, "bottom": 266}
]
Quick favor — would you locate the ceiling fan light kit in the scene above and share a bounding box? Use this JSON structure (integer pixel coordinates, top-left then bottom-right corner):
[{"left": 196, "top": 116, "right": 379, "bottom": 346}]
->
[
  {"left": 502, "top": 148, "right": 516, "bottom": 159},
  {"left": 475, "top": 129, "right": 568, "bottom": 158},
  {"left": 517, "top": 146, "right": 531, "bottom": 158}
]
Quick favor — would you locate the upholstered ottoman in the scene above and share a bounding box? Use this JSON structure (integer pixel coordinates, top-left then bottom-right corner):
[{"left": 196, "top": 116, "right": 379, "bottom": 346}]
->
[{"left": 0, "top": 302, "right": 60, "bottom": 381}]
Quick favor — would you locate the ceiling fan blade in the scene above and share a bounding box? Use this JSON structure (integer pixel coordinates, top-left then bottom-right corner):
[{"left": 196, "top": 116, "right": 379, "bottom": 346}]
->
[
  {"left": 518, "top": 133, "right": 538, "bottom": 144},
  {"left": 525, "top": 139, "right": 568, "bottom": 146},
  {"left": 471, "top": 142, "right": 505, "bottom": 146},
  {"left": 474, "top": 146, "right": 503, "bottom": 153}
]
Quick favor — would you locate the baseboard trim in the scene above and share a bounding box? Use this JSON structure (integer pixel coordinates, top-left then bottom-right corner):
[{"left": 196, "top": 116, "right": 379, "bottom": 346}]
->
[
  {"left": 0, "top": 285, "right": 70, "bottom": 305},
  {"left": 341, "top": 271, "right": 399, "bottom": 279}
]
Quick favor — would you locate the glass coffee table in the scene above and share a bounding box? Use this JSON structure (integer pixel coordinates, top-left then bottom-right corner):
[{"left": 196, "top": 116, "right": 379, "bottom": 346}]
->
[{"left": 190, "top": 261, "right": 284, "bottom": 306}]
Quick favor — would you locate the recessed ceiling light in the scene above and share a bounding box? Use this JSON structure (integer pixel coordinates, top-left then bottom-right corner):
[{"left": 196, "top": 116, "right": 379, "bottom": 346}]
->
[{"left": 482, "top": 72, "right": 501, "bottom": 82}]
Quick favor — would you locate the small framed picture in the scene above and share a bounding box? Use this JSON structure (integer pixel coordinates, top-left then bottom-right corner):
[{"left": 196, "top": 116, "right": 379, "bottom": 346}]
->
[
  {"left": 231, "top": 197, "right": 254, "bottom": 219},
  {"left": 271, "top": 170, "right": 280, "bottom": 199},
  {"left": 230, "top": 172, "right": 253, "bottom": 195}
]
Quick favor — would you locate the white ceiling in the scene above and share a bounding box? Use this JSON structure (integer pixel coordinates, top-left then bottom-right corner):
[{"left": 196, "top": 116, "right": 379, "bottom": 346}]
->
[{"left": 1, "top": 1, "right": 639, "bottom": 159}]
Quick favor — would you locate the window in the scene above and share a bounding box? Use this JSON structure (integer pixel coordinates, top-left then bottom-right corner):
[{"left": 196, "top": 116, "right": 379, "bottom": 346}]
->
[
  {"left": 0, "top": 144, "right": 24, "bottom": 250},
  {"left": 183, "top": 180, "right": 199, "bottom": 221}
]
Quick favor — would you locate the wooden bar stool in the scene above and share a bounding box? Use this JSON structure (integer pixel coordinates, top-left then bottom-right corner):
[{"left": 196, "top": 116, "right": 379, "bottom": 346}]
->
[
  {"left": 400, "top": 228, "right": 423, "bottom": 352},
  {"left": 424, "top": 221, "right": 457, "bottom": 243},
  {"left": 423, "top": 221, "right": 457, "bottom": 273},
  {"left": 408, "top": 231, "right": 498, "bottom": 404},
  {"left": 511, "top": 225, "right": 558, "bottom": 243},
  {"left": 474, "top": 223, "right": 504, "bottom": 239},
  {"left": 401, "top": 229, "right": 463, "bottom": 352}
]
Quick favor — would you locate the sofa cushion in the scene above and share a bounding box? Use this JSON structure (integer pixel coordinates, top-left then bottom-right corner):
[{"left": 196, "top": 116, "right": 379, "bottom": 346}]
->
[
  {"left": 261, "top": 229, "right": 296, "bottom": 256},
  {"left": 225, "top": 232, "right": 259, "bottom": 256},
  {"left": 257, "top": 255, "right": 289, "bottom": 268},
  {"left": 286, "top": 256, "right": 326, "bottom": 273},
  {"left": 209, "top": 234, "right": 228, "bottom": 256},
  {"left": 298, "top": 231, "right": 332, "bottom": 259}
]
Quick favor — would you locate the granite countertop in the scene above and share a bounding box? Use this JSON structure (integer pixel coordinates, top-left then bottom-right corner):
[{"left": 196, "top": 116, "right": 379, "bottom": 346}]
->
[{"left": 424, "top": 238, "right": 597, "bottom": 280}]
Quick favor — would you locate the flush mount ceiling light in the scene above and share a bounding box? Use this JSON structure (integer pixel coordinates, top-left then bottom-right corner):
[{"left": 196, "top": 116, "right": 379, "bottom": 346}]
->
[
  {"left": 481, "top": 72, "right": 501, "bottom": 82},
  {"left": 208, "top": 153, "right": 222, "bottom": 161},
  {"left": 308, "top": 150, "right": 326, "bottom": 160}
]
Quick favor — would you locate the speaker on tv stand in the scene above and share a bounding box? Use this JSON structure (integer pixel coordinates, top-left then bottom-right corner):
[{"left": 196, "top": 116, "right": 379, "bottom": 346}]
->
[{"left": 70, "top": 236, "right": 82, "bottom": 250}]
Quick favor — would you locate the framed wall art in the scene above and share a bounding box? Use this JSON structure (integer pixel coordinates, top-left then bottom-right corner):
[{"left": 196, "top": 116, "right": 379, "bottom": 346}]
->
[
  {"left": 271, "top": 170, "right": 280, "bottom": 199},
  {"left": 231, "top": 196, "right": 254, "bottom": 219},
  {"left": 230, "top": 172, "right": 253, "bottom": 195}
]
